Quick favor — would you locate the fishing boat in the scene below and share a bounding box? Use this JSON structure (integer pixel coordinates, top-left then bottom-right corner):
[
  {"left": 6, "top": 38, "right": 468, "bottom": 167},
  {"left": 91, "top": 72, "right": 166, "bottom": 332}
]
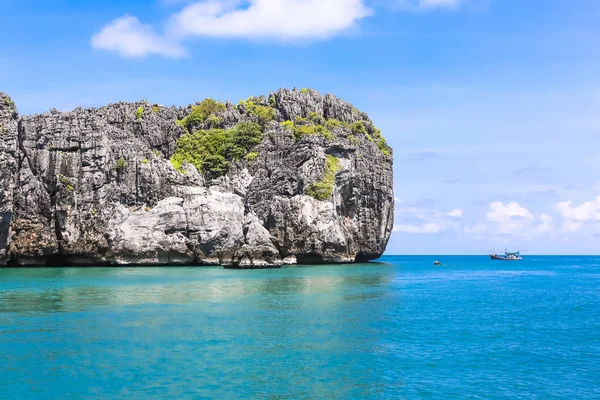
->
[{"left": 489, "top": 250, "right": 523, "bottom": 260}]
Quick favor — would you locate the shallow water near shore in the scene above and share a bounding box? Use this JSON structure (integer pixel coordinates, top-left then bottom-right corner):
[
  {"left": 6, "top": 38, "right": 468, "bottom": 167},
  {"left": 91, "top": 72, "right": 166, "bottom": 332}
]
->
[{"left": 1, "top": 256, "right": 599, "bottom": 399}]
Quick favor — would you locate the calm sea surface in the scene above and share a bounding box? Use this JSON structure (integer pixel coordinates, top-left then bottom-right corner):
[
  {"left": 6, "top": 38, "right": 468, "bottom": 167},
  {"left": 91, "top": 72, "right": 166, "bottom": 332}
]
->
[{"left": 1, "top": 256, "right": 599, "bottom": 399}]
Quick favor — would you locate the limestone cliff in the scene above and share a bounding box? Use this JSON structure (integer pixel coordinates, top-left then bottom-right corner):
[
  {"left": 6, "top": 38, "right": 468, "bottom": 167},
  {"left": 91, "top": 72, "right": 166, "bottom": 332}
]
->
[{"left": 0, "top": 89, "right": 393, "bottom": 268}]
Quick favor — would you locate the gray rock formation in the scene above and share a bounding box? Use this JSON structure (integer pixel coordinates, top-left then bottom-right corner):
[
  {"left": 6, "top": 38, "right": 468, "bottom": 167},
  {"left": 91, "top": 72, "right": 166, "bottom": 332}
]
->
[{"left": 0, "top": 88, "right": 393, "bottom": 268}]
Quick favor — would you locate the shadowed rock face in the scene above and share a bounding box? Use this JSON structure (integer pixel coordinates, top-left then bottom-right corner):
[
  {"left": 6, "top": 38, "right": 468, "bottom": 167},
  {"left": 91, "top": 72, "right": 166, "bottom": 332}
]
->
[{"left": 0, "top": 89, "right": 394, "bottom": 268}]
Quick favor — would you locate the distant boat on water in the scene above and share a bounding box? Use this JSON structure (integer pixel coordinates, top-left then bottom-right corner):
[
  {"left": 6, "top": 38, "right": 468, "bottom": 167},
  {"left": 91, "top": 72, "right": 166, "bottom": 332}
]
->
[{"left": 489, "top": 249, "right": 523, "bottom": 260}]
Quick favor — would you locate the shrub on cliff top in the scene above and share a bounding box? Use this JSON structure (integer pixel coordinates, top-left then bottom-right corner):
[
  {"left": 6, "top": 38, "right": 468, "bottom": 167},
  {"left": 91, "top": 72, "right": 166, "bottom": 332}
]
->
[
  {"left": 238, "top": 98, "right": 274, "bottom": 125},
  {"left": 136, "top": 106, "right": 144, "bottom": 120},
  {"left": 306, "top": 155, "right": 341, "bottom": 201},
  {"left": 177, "top": 98, "right": 226, "bottom": 131},
  {"left": 293, "top": 124, "right": 334, "bottom": 141},
  {"left": 170, "top": 122, "right": 262, "bottom": 175}
]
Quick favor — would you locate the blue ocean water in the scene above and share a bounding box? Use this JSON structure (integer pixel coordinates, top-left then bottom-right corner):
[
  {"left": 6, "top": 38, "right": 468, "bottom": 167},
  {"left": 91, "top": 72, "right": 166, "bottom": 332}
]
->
[{"left": 0, "top": 256, "right": 599, "bottom": 399}]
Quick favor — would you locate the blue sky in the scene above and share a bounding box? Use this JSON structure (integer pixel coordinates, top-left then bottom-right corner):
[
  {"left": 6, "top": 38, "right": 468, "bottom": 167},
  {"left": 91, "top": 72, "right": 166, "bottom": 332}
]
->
[{"left": 1, "top": 0, "right": 600, "bottom": 254}]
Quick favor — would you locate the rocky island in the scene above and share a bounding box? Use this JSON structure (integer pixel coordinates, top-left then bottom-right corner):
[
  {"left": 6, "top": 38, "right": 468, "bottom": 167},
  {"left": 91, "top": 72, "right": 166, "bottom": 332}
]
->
[{"left": 0, "top": 88, "right": 393, "bottom": 268}]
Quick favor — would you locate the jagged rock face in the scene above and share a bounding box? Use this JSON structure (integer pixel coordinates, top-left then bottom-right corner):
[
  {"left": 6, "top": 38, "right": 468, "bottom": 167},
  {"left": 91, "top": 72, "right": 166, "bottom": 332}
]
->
[{"left": 0, "top": 89, "right": 393, "bottom": 268}]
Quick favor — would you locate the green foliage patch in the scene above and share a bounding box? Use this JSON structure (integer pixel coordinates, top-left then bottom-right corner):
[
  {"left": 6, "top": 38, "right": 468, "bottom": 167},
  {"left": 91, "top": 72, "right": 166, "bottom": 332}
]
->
[
  {"left": 136, "top": 106, "right": 144, "bottom": 120},
  {"left": 206, "top": 114, "right": 223, "bottom": 128},
  {"left": 324, "top": 119, "right": 346, "bottom": 130},
  {"left": 281, "top": 116, "right": 334, "bottom": 141},
  {"left": 306, "top": 155, "right": 341, "bottom": 201},
  {"left": 238, "top": 98, "right": 275, "bottom": 125},
  {"left": 170, "top": 122, "right": 262, "bottom": 175},
  {"left": 177, "top": 98, "right": 226, "bottom": 131},
  {"left": 3, "top": 97, "right": 14, "bottom": 107},
  {"left": 268, "top": 95, "right": 276, "bottom": 107},
  {"left": 293, "top": 124, "right": 334, "bottom": 141},
  {"left": 281, "top": 120, "right": 294, "bottom": 132},
  {"left": 116, "top": 157, "right": 128, "bottom": 171},
  {"left": 300, "top": 88, "right": 309, "bottom": 93},
  {"left": 307, "top": 111, "right": 324, "bottom": 125}
]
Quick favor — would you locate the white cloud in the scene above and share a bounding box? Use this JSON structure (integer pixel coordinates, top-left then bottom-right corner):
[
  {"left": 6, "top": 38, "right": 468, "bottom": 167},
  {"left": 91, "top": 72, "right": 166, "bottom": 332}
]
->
[
  {"left": 91, "top": 16, "right": 186, "bottom": 58},
  {"left": 487, "top": 201, "right": 534, "bottom": 223},
  {"left": 394, "top": 223, "right": 442, "bottom": 234},
  {"left": 448, "top": 208, "right": 463, "bottom": 218},
  {"left": 168, "top": 0, "right": 372, "bottom": 40},
  {"left": 419, "top": 0, "right": 462, "bottom": 8},
  {"left": 554, "top": 196, "right": 600, "bottom": 221},
  {"left": 393, "top": 205, "right": 462, "bottom": 234},
  {"left": 532, "top": 214, "right": 554, "bottom": 234},
  {"left": 93, "top": 0, "right": 372, "bottom": 58},
  {"left": 554, "top": 195, "right": 600, "bottom": 232},
  {"left": 465, "top": 201, "right": 554, "bottom": 239}
]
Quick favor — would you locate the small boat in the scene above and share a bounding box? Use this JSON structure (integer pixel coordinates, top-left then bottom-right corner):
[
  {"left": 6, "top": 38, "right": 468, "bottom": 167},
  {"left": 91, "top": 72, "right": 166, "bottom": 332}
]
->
[
  {"left": 434, "top": 261, "right": 440, "bottom": 265},
  {"left": 489, "top": 250, "right": 522, "bottom": 260}
]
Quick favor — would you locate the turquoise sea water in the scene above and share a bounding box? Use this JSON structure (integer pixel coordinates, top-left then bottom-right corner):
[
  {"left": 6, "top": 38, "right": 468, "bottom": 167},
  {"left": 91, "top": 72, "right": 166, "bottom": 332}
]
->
[{"left": 1, "top": 256, "right": 599, "bottom": 399}]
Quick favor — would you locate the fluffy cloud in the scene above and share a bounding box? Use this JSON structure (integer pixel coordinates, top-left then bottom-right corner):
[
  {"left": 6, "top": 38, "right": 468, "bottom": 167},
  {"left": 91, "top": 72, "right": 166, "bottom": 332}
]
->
[
  {"left": 447, "top": 208, "right": 463, "bottom": 218},
  {"left": 532, "top": 214, "right": 554, "bottom": 234},
  {"left": 554, "top": 195, "right": 600, "bottom": 232},
  {"left": 465, "top": 201, "right": 553, "bottom": 238},
  {"left": 487, "top": 201, "right": 534, "bottom": 223},
  {"left": 91, "top": 16, "right": 186, "bottom": 58},
  {"left": 394, "top": 223, "right": 443, "bottom": 234},
  {"left": 393, "top": 205, "right": 462, "bottom": 234},
  {"left": 92, "top": 0, "right": 372, "bottom": 58},
  {"left": 168, "top": 0, "right": 372, "bottom": 40}
]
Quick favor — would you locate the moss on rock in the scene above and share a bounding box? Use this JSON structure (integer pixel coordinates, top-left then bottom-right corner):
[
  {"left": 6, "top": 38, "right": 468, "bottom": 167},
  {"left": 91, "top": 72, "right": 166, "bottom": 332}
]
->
[{"left": 306, "top": 155, "right": 341, "bottom": 200}]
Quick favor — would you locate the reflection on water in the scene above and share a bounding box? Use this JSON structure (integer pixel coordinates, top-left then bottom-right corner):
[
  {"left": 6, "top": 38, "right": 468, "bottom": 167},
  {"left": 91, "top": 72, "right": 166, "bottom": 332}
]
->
[
  {"left": 0, "top": 265, "right": 393, "bottom": 314},
  {"left": 1, "top": 257, "right": 599, "bottom": 399}
]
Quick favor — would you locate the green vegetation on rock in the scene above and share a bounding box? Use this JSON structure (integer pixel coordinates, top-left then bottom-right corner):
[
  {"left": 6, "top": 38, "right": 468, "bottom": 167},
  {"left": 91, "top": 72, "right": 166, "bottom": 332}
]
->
[
  {"left": 351, "top": 121, "right": 367, "bottom": 136},
  {"left": 245, "top": 151, "right": 259, "bottom": 162},
  {"left": 206, "top": 114, "right": 223, "bottom": 128},
  {"left": 348, "top": 135, "right": 360, "bottom": 145},
  {"left": 116, "top": 157, "right": 128, "bottom": 171},
  {"left": 293, "top": 123, "right": 334, "bottom": 141},
  {"left": 307, "top": 111, "right": 324, "bottom": 125},
  {"left": 3, "top": 97, "right": 14, "bottom": 107},
  {"left": 300, "top": 88, "right": 309, "bottom": 93},
  {"left": 136, "top": 106, "right": 144, "bottom": 120},
  {"left": 152, "top": 149, "right": 162, "bottom": 158},
  {"left": 238, "top": 98, "right": 275, "bottom": 125},
  {"left": 324, "top": 119, "right": 346, "bottom": 130},
  {"left": 177, "top": 98, "right": 226, "bottom": 131},
  {"left": 170, "top": 122, "right": 262, "bottom": 175},
  {"left": 280, "top": 116, "right": 334, "bottom": 141},
  {"left": 306, "top": 155, "right": 341, "bottom": 201},
  {"left": 281, "top": 120, "right": 294, "bottom": 132},
  {"left": 152, "top": 104, "right": 159, "bottom": 113}
]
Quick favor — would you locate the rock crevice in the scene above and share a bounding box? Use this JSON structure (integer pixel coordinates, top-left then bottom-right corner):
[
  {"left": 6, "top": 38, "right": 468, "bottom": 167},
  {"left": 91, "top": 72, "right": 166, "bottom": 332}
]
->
[{"left": 0, "top": 88, "right": 394, "bottom": 268}]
